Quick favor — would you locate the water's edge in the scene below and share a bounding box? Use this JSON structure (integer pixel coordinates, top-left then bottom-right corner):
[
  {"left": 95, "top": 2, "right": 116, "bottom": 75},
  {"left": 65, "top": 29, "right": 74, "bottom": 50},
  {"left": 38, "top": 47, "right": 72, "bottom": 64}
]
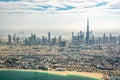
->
[{"left": 0, "top": 70, "right": 100, "bottom": 80}]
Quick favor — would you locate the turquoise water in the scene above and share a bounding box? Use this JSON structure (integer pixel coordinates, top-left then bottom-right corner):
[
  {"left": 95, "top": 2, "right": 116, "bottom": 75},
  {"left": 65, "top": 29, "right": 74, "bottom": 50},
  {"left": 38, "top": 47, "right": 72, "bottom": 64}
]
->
[
  {"left": 110, "top": 75, "right": 120, "bottom": 80},
  {"left": 0, "top": 70, "right": 100, "bottom": 80}
]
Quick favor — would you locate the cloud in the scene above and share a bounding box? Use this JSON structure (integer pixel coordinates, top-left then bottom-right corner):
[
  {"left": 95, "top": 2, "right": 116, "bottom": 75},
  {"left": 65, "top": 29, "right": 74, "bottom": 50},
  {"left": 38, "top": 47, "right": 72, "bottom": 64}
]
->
[
  {"left": 95, "top": 2, "right": 108, "bottom": 7},
  {"left": 56, "top": 5, "right": 75, "bottom": 11},
  {"left": 108, "top": 1, "right": 120, "bottom": 9},
  {"left": 0, "top": 0, "right": 120, "bottom": 15}
]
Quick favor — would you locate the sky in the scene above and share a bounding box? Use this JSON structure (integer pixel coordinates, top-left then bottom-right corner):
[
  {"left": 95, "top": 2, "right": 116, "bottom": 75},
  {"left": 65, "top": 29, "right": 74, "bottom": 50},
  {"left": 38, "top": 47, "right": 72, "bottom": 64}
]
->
[{"left": 0, "top": 0, "right": 120, "bottom": 37}]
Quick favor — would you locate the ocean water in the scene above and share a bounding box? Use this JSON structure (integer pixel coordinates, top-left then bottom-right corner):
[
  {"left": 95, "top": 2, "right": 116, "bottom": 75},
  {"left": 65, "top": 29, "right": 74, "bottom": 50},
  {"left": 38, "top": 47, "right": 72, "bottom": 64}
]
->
[
  {"left": 0, "top": 70, "right": 100, "bottom": 80},
  {"left": 110, "top": 75, "right": 120, "bottom": 80}
]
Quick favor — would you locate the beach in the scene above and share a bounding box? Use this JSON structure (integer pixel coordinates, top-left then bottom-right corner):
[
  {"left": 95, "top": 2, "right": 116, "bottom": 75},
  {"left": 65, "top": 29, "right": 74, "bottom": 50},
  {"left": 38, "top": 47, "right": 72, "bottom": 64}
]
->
[{"left": 0, "top": 68, "right": 103, "bottom": 80}]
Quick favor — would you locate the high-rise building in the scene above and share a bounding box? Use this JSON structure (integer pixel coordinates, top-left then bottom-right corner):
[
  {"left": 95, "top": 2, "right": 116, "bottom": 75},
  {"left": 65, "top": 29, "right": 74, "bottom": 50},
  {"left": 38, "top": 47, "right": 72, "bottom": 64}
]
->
[
  {"left": 109, "top": 34, "right": 114, "bottom": 44},
  {"left": 16, "top": 37, "right": 19, "bottom": 45},
  {"left": 80, "top": 31, "right": 84, "bottom": 39},
  {"left": 52, "top": 37, "right": 57, "bottom": 45},
  {"left": 42, "top": 36, "right": 45, "bottom": 43},
  {"left": 119, "top": 38, "right": 120, "bottom": 45},
  {"left": 113, "top": 36, "right": 116, "bottom": 45},
  {"left": 98, "top": 37, "right": 101, "bottom": 49},
  {"left": 29, "top": 33, "right": 36, "bottom": 46},
  {"left": 33, "top": 34, "right": 36, "bottom": 41},
  {"left": 13, "top": 33, "right": 16, "bottom": 45},
  {"left": 86, "top": 17, "right": 90, "bottom": 45},
  {"left": 72, "top": 32, "right": 74, "bottom": 38},
  {"left": 72, "top": 32, "right": 74, "bottom": 43},
  {"left": 58, "top": 36, "right": 62, "bottom": 42},
  {"left": 48, "top": 32, "right": 51, "bottom": 43},
  {"left": 79, "top": 31, "right": 84, "bottom": 44},
  {"left": 59, "top": 40, "right": 66, "bottom": 47},
  {"left": 103, "top": 33, "right": 106, "bottom": 44},
  {"left": 92, "top": 35, "right": 94, "bottom": 45},
  {"left": 78, "top": 32, "right": 80, "bottom": 37},
  {"left": 98, "top": 37, "right": 101, "bottom": 45},
  {"left": 13, "top": 33, "right": 16, "bottom": 41},
  {"left": 8, "top": 34, "right": 12, "bottom": 46}
]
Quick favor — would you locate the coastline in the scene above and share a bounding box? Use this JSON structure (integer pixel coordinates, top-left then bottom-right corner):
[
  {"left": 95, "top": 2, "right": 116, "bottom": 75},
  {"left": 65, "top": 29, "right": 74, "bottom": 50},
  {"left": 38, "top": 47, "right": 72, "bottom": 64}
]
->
[{"left": 0, "top": 68, "right": 103, "bottom": 80}]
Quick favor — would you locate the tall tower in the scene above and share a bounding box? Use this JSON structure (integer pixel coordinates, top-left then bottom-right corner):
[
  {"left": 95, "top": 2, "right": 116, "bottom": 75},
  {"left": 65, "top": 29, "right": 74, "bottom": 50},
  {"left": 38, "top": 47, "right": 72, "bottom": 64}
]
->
[
  {"left": 13, "top": 33, "right": 16, "bottom": 45},
  {"left": 103, "top": 33, "right": 106, "bottom": 44},
  {"left": 8, "top": 34, "right": 12, "bottom": 46},
  {"left": 48, "top": 32, "right": 51, "bottom": 43},
  {"left": 86, "top": 17, "right": 90, "bottom": 45}
]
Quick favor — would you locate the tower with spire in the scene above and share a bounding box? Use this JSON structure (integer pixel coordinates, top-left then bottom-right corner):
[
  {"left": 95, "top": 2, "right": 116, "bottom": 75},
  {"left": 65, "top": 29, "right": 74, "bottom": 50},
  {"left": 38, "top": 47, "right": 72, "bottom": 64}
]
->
[{"left": 86, "top": 17, "right": 90, "bottom": 45}]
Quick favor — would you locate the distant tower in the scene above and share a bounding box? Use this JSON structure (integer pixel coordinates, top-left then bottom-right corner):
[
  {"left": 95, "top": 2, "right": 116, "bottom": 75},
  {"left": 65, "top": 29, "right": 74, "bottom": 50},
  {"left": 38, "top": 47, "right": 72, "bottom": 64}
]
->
[
  {"left": 103, "top": 33, "right": 106, "bottom": 44},
  {"left": 109, "top": 34, "right": 112, "bottom": 44},
  {"left": 8, "top": 34, "right": 12, "bottom": 46},
  {"left": 119, "top": 38, "right": 120, "bottom": 45},
  {"left": 33, "top": 34, "right": 36, "bottom": 41},
  {"left": 52, "top": 37, "right": 57, "bottom": 45},
  {"left": 72, "top": 32, "right": 74, "bottom": 37},
  {"left": 86, "top": 17, "right": 90, "bottom": 45},
  {"left": 13, "top": 33, "right": 16, "bottom": 41},
  {"left": 113, "top": 36, "right": 116, "bottom": 45},
  {"left": 92, "top": 35, "right": 94, "bottom": 45},
  {"left": 13, "top": 33, "right": 16, "bottom": 45},
  {"left": 58, "top": 36, "right": 62, "bottom": 42},
  {"left": 48, "top": 32, "right": 51, "bottom": 43},
  {"left": 98, "top": 37, "right": 101, "bottom": 49},
  {"left": 72, "top": 32, "right": 74, "bottom": 42},
  {"left": 42, "top": 36, "right": 44, "bottom": 42},
  {"left": 98, "top": 37, "right": 101, "bottom": 46}
]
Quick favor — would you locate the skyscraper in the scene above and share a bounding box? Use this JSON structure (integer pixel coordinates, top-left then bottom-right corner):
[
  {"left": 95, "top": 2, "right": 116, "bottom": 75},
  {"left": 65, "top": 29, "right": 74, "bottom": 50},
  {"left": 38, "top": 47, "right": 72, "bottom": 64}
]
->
[
  {"left": 103, "top": 33, "right": 106, "bottom": 44},
  {"left": 8, "top": 34, "right": 11, "bottom": 46},
  {"left": 109, "top": 34, "right": 112, "bottom": 44},
  {"left": 86, "top": 17, "right": 90, "bottom": 45},
  {"left": 92, "top": 35, "right": 94, "bottom": 45},
  {"left": 13, "top": 33, "right": 16, "bottom": 41},
  {"left": 13, "top": 33, "right": 16, "bottom": 45},
  {"left": 98, "top": 37, "right": 101, "bottom": 49},
  {"left": 72, "top": 32, "right": 74, "bottom": 43},
  {"left": 48, "top": 32, "right": 51, "bottom": 43}
]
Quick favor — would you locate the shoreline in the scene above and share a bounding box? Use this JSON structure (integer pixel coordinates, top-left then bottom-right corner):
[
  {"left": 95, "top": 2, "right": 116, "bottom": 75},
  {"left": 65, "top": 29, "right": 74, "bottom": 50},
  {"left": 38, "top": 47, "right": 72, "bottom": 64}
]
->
[{"left": 0, "top": 68, "right": 103, "bottom": 80}]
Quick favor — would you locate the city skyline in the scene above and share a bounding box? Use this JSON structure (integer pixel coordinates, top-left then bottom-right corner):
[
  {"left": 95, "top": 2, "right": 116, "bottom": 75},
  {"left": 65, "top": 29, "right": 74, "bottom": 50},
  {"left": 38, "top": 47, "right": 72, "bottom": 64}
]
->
[
  {"left": 0, "top": 0, "right": 120, "bottom": 36},
  {"left": 0, "top": 1, "right": 120, "bottom": 79}
]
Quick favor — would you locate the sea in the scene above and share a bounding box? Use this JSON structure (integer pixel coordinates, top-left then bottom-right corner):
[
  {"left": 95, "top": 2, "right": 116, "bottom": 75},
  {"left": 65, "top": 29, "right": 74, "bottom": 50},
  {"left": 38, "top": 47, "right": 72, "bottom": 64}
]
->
[
  {"left": 0, "top": 70, "right": 100, "bottom": 80},
  {"left": 109, "top": 75, "right": 120, "bottom": 80}
]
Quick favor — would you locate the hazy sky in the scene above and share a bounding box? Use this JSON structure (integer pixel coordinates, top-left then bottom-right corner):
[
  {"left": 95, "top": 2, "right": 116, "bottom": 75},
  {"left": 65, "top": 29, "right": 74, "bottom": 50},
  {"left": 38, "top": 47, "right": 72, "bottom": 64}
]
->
[{"left": 0, "top": 0, "right": 120, "bottom": 36}]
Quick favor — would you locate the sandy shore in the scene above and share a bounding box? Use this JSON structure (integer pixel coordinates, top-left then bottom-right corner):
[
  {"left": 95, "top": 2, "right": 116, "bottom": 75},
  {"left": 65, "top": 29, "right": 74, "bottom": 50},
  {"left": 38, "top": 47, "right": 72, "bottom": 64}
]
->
[{"left": 0, "top": 68, "right": 103, "bottom": 79}]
